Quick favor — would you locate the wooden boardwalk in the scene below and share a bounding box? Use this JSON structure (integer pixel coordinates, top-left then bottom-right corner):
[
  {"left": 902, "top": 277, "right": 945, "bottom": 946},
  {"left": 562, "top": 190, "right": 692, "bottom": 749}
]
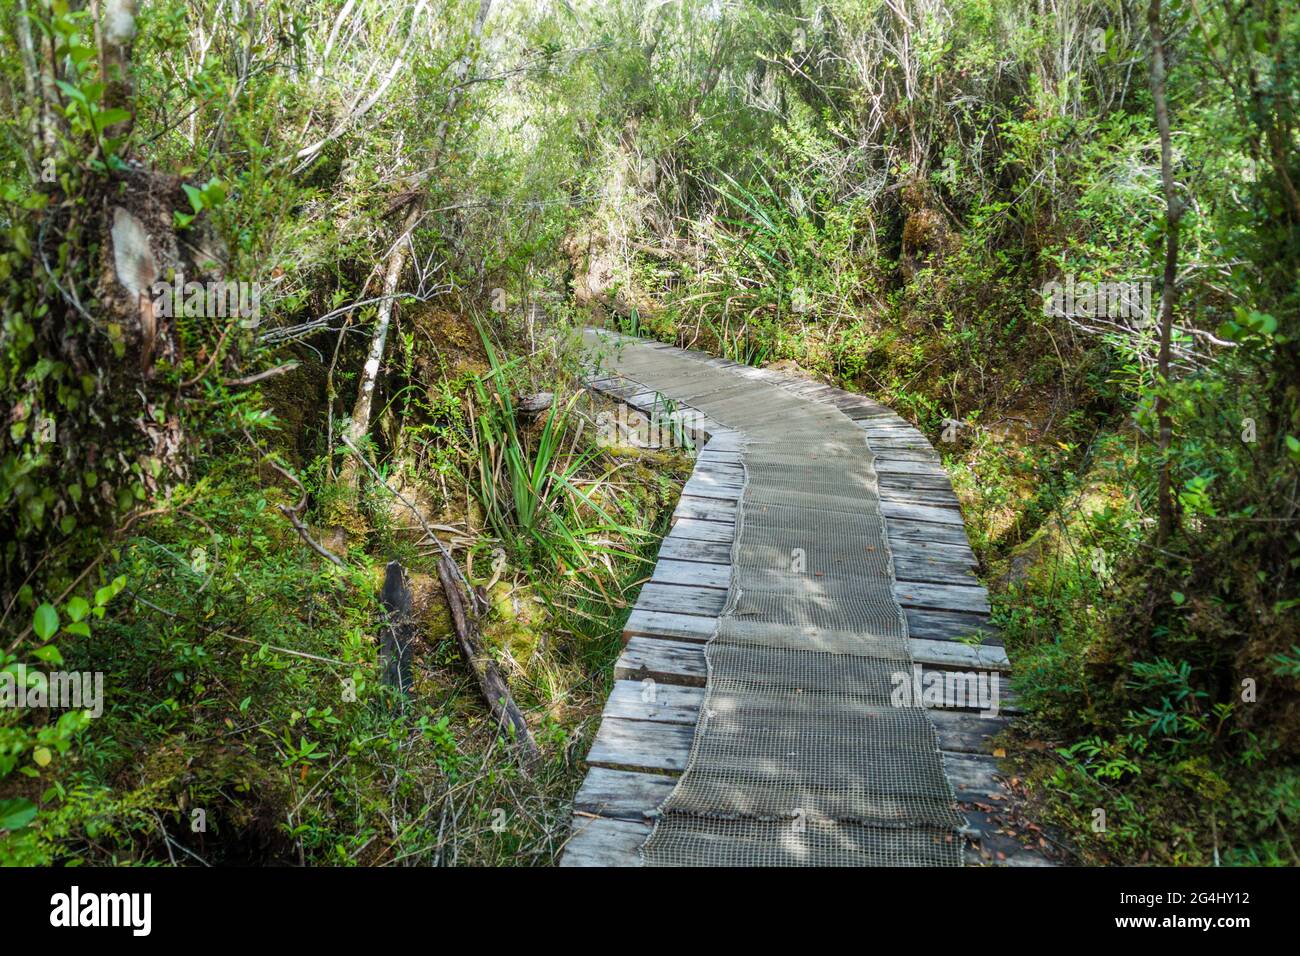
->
[{"left": 562, "top": 331, "right": 1048, "bottom": 866}]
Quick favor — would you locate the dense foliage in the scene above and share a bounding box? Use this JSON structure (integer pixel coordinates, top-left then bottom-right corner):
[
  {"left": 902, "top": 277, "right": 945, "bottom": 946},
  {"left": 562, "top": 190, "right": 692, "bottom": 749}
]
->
[
  {"left": 549, "top": 0, "right": 1300, "bottom": 865},
  {"left": 0, "top": 0, "right": 1296, "bottom": 865}
]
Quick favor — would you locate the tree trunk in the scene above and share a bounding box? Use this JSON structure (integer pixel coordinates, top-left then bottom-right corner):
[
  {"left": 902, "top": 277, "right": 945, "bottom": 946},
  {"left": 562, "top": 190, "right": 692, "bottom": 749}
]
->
[
  {"left": 340, "top": 212, "right": 414, "bottom": 475},
  {"left": 1148, "top": 0, "right": 1182, "bottom": 548},
  {"left": 99, "top": 0, "right": 139, "bottom": 141},
  {"left": 340, "top": 0, "right": 493, "bottom": 486},
  {"left": 15, "top": 0, "right": 43, "bottom": 166}
]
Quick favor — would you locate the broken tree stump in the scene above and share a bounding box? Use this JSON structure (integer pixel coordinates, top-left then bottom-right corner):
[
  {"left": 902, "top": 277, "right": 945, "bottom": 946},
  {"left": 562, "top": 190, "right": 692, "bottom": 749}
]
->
[
  {"left": 379, "top": 561, "right": 416, "bottom": 696},
  {"left": 515, "top": 391, "right": 554, "bottom": 423}
]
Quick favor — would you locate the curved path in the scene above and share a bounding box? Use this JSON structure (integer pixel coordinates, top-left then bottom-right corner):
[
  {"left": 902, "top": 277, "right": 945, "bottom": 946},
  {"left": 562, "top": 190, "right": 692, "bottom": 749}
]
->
[{"left": 562, "top": 330, "right": 1048, "bottom": 866}]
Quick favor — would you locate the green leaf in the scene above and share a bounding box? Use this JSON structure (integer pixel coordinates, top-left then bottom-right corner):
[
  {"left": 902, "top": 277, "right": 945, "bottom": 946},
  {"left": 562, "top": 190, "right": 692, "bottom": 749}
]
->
[
  {"left": 182, "top": 183, "right": 203, "bottom": 214},
  {"left": 54, "top": 79, "right": 88, "bottom": 106},
  {"left": 32, "top": 603, "right": 58, "bottom": 641},
  {"left": 201, "top": 178, "right": 227, "bottom": 207},
  {"left": 66, "top": 596, "right": 89, "bottom": 622},
  {"left": 91, "top": 107, "right": 132, "bottom": 134},
  {"left": 1171, "top": 591, "right": 1186, "bottom": 606},
  {"left": 63, "top": 43, "right": 95, "bottom": 68},
  {"left": 10, "top": 225, "right": 31, "bottom": 257},
  {"left": 31, "top": 644, "right": 63, "bottom": 665},
  {"left": 0, "top": 798, "right": 38, "bottom": 831}
]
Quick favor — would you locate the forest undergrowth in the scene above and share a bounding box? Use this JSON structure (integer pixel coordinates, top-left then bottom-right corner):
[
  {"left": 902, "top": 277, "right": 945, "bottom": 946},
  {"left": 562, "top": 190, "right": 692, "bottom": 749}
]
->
[{"left": 1, "top": 0, "right": 1297, "bottom": 866}]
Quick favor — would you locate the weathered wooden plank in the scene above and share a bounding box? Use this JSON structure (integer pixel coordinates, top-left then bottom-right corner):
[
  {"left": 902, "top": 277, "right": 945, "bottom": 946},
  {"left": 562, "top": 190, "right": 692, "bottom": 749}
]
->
[
  {"left": 802, "top": 385, "right": 853, "bottom": 404},
  {"left": 600, "top": 680, "right": 1006, "bottom": 754},
  {"left": 890, "top": 537, "right": 978, "bottom": 568},
  {"left": 842, "top": 406, "right": 902, "bottom": 421},
  {"left": 877, "top": 473, "right": 956, "bottom": 493},
  {"left": 624, "top": 388, "right": 662, "bottom": 407},
  {"left": 650, "top": 558, "right": 731, "bottom": 590},
  {"left": 695, "top": 448, "right": 744, "bottom": 466},
  {"left": 909, "top": 636, "right": 1010, "bottom": 671},
  {"left": 905, "top": 607, "right": 999, "bottom": 645},
  {"left": 894, "top": 580, "right": 990, "bottom": 615},
  {"left": 587, "top": 716, "right": 693, "bottom": 772},
  {"left": 960, "top": 809, "right": 1056, "bottom": 866},
  {"left": 658, "top": 533, "right": 980, "bottom": 590},
  {"left": 615, "top": 637, "right": 707, "bottom": 685},
  {"left": 588, "top": 382, "right": 641, "bottom": 403},
  {"left": 784, "top": 385, "right": 831, "bottom": 401},
  {"left": 879, "top": 474, "right": 959, "bottom": 494},
  {"left": 702, "top": 434, "right": 744, "bottom": 452},
  {"left": 681, "top": 475, "right": 745, "bottom": 500},
  {"left": 603, "top": 680, "right": 703, "bottom": 724},
  {"left": 634, "top": 581, "right": 727, "bottom": 617},
  {"left": 666, "top": 517, "right": 736, "bottom": 544},
  {"left": 673, "top": 495, "right": 738, "bottom": 523},
  {"left": 887, "top": 518, "right": 974, "bottom": 549},
  {"left": 559, "top": 815, "right": 648, "bottom": 867},
  {"left": 928, "top": 710, "right": 1008, "bottom": 754},
  {"left": 879, "top": 489, "right": 961, "bottom": 512},
  {"left": 655, "top": 538, "right": 982, "bottom": 592},
  {"left": 560, "top": 809, "right": 1038, "bottom": 867},
  {"left": 868, "top": 447, "right": 942, "bottom": 463},
  {"left": 882, "top": 500, "right": 966, "bottom": 526},
  {"left": 861, "top": 426, "right": 923, "bottom": 440},
  {"left": 874, "top": 458, "right": 949, "bottom": 476},
  {"left": 589, "top": 711, "right": 1006, "bottom": 783},
  {"left": 892, "top": 552, "right": 979, "bottom": 586},
  {"left": 657, "top": 535, "right": 734, "bottom": 565},
  {"left": 617, "top": 627, "right": 1005, "bottom": 691},
  {"left": 868, "top": 440, "right": 934, "bottom": 452},
  {"left": 572, "top": 767, "right": 676, "bottom": 822},
  {"left": 692, "top": 458, "right": 744, "bottom": 478},
  {"left": 942, "top": 752, "right": 1004, "bottom": 801},
  {"left": 623, "top": 608, "right": 715, "bottom": 643}
]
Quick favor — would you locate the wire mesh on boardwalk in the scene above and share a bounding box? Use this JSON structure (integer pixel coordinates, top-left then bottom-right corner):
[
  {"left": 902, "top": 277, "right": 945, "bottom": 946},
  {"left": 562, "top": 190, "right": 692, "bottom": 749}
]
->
[{"left": 594, "top": 335, "right": 964, "bottom": 867}]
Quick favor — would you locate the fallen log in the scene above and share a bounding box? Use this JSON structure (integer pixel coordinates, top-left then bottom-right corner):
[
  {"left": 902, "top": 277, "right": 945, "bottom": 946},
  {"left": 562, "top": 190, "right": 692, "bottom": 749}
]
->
[{"left": 436, "top": 556, "right": 540, "bottom": 772}]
